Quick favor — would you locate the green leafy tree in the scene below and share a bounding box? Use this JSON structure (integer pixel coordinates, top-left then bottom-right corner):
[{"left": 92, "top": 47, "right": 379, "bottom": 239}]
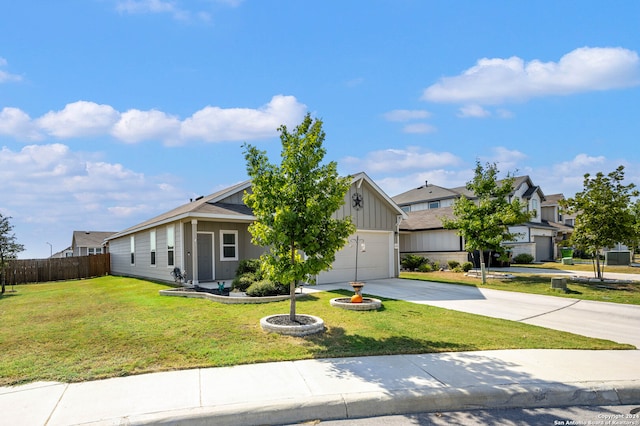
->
[
  {"left": 0, "top": 214, "right": 25, "bottom": 294},
  {"left": 243, "top": 114, "right": 355, "bottom": 321},
  {"left": 442, "top": 161, "right": 532, "bottom": 284},
  {"left": 561, "top": 166, "right": 638, "bottom": 280}
]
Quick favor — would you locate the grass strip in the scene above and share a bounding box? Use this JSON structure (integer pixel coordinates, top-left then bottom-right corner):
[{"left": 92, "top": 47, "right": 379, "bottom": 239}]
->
[
  {"left": 0, "top": 276, "right": 632, "bottom": 386},
  {"left": 400, "top": 270, "right": 640, "bottom": 305}
]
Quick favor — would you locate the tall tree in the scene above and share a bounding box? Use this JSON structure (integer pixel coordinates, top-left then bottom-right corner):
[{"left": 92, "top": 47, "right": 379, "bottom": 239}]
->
[
  {"left": 561, "top": 166, "right": 638, "bottom": 280},
  {"left": 442, "top": 161, "right": 531, "bottom": 284},
  {"left": 243, "top": 114, "right": 355, "bottom": 321},
  {"left": 0, "top": 214, "right": 25, "bottom": 294}
]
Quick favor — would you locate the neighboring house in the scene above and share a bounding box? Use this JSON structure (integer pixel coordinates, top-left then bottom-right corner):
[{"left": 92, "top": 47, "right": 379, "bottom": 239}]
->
[
  {"left": 105, "top": 172, "right": 407, "bottom": 285},
  {"left": 51, "top": 246, "right": 73, "bottom": 258},
  {"left": 541, "top": 193, "right": 575, "bottom": 255},
  {"left": 71, "top": 231, "right": 115, "bottom": 256},
  {"left": 393, "top": 176, "right": 558, "bottom": 264}
]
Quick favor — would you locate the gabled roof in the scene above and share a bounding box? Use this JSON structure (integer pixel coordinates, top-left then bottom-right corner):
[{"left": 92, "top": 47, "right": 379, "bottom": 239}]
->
[
  {"left": 352, "top": 171, "right": 408, "bottom": 219},
  {"left": 107, "top": 180, "right": 254, "bottom": 240},
  {"left": 392, "top": 183, "right": 461, "bottom": 206},
  {"left": 107, "top": 173, "right": 405, "bottom": 241},
  {"left": 392, "top": 175, "right": 544, "bottom": 205},
  {"left": 73, "top": 231, "right": 116, "bottom": 247},
  {"left": 542, "top": 193, "right": 564, "bottom": 206},
  {"left": 399, "top": 206, "right": 456, "bottom": 231}
]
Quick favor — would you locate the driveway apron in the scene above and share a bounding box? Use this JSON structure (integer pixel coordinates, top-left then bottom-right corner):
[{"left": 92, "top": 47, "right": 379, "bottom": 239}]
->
[{"left": 314, "top": 278, "right": 640, "bottom": 348}]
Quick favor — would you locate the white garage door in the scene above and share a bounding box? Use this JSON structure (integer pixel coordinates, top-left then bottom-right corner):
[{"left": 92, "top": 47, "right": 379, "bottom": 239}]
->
[{"left": 317, "top": 231, "right": 394, "bottom": 284}]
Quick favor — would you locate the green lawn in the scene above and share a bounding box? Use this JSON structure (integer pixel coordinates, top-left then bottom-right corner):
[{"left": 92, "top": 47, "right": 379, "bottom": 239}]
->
[
  {"left": 0, "top": 276, "right": 633, "bottom": 386},
  {"left": 401, "top": 267, "right": 640, "bottom": 305}
]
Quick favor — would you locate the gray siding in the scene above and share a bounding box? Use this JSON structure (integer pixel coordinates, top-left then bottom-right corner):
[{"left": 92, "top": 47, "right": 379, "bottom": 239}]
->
[
  {"left": 334, "top": 180, "right": 399, "bottom": 231},
  {"left": 110, "top": 222, "right": 185, "bottom": 283},
  {"left": 400, "top": 229, "right": 461, "bottom": 252},
  {"left": 182, "top": 220, "right": 264, "bottom": 282},
  {"left": 219, "top": 190, "right": 247, "bottom": 205}
]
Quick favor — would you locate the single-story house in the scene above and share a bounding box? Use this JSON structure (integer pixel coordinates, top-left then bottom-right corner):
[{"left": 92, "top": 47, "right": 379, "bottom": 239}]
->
[
  {"left": 393, "top": 176, "right": 558, "bottom": 264},
  {"left": 71, "top": 231, "right": 115, "bottom": 256},
  {"left": 105, "top": 172, "right": 407, "bottom": 285}
]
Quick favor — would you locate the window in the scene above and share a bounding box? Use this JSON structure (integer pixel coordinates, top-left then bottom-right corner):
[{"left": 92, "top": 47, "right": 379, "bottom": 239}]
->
[
  {"left": 88, "top": 247, "right": 102, "bottom": 255},
  {"left": 167, "top": 225, "right": 175, "bottom": 267},
  {"left": 150, "top": 230, "right": 156, "bottom": 266},
  {"left": 531, "top": 199, "right": 538, "bottom": 217},
  {"left": 220, "top": 230, "right": 238, "bottom": 261},
  {"left": 130, "top": 236, "right": 135, "bottom": 265},
  {"left": 428, "top": 201, "right": 440, "bottom": 209}
]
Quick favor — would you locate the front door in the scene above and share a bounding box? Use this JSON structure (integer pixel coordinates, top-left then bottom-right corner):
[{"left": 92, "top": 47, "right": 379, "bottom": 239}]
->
[{"left": 197, "top": 233, "right": 214, "bottom": 282}]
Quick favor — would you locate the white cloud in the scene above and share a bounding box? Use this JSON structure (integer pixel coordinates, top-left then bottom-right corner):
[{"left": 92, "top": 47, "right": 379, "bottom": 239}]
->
[
  {"left": 382, "top": 109, "right": 431, "bottom": 122},
  {"left": 478, "top": 147, "right": 528, "bottom": 173},
  {"left": 0, "top": 57, "right": 22, "bottom": 83},
  {"left": 37, "top": 101, "right": 120, "bottom": 138},
  {"left": 496, "top": 109, "right": 514, "bottom": 119},
  {"left": 1, "top": 95, "right": 307, "bottom": 145},
  {"left": 0, "top": 107, "right": 43, "bottom": 140},
  {"left": 0, "top": 143, "right": 188, "bottom": 258},
  {"left": 342, "top": 146, "right": 461, "bottom": 174},
  {"left": 115, "top": 0, "right": 210, "bottom": 21},
  {"left": 402, "top": 123, "right": 437, "bottom": 134},
  {"left": 180, "top": 95, "right": 307, "bottom": 142},
  {"left": 457, "top": 104, "right": 491, "bottom": 118},
  {"left": 422, "top": 47, "right": 640, "bottom": 105},
  {"left": 112, "top": 109, "right": 181, "bottom": 143}
]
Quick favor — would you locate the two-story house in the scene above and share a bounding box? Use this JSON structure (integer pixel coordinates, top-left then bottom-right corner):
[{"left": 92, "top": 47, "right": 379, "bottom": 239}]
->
[{"left": 393, "top": 176, "right": 558, "bottom": 265}]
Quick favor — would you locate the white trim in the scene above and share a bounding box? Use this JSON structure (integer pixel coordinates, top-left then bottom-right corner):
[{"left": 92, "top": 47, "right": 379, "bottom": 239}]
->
[
  {"left": 220, "top": 230, "right": 239, "bottom": 261},
  {"left": 150, "top": 229, "right": 157, "bottom": 267}
]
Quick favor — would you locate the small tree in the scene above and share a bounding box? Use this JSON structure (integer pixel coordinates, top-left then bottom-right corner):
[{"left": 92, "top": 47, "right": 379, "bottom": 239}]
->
[
  {"left": 442, "top": 161, "right": 531, "bottom": 284},
  {"left": 561, "top": 166, "right": 638, "bottom": 280},
  {"left": 243, "top": 114, "right": 355, "bottom": 321},
  {"left": 0, "top": 214, "right": 25, "bottom": 294}
]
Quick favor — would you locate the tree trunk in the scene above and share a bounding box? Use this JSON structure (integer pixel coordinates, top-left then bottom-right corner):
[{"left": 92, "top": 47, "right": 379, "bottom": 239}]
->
[
  {"left": 477, "top": 250, "right": 487, "bottom": 284},
  {"left": 595, "top": 250, "right": 603, "bottom": 281},
  {"left": 290, "top": 240, "right": 296, "bottom": 322}
]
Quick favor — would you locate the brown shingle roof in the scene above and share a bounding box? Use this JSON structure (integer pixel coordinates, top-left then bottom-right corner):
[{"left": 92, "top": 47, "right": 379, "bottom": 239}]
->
[
  {"left": 73, "top": 231, "right": 116, "bottom": 247},
  {"left": 399, "top": 206, "right": 457, "bottom": 231}
]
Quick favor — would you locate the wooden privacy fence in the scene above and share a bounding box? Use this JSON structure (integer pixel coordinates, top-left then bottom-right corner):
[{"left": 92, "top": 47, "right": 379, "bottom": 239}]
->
[{"left": 3, "top": 253, "right": 111, "bottom": 285}]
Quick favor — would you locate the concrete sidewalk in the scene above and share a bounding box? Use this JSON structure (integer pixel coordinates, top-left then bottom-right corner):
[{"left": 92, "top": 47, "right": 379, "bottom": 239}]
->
[{"left": 2, "top": 350, "right": 639, "bottom": 425}]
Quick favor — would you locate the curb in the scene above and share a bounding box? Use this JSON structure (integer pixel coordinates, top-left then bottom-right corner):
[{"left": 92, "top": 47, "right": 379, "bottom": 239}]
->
[{"left": 86, "top": 381, "right": 640, "bottom": 426}]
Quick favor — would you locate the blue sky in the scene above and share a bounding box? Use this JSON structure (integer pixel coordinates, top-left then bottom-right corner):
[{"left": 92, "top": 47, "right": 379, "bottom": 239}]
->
[{"left": 2, "top": 0, "right": 640, "bottom": 259}]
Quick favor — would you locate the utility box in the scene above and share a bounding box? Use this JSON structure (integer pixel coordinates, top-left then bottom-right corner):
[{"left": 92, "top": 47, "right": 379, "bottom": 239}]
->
[
  {"left": 551, "top": 277, "right": 567, "bottom": 292},
  {"left": 605, "top": 251, "right": 631, "bottom": 266}
]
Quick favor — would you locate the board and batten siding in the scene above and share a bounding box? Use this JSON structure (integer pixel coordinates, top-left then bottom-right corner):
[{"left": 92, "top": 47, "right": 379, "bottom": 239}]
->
[{"left": 333, "top": 180, "right": 399, "bottom": 231}]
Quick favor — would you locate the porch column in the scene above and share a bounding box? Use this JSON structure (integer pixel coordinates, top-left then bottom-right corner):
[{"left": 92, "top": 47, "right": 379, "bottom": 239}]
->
[{"left": 191, "top": 220, "right": 198, "bottom": 285}]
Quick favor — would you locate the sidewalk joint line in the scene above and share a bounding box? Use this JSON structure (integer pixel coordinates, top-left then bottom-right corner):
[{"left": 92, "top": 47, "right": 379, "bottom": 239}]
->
[{"left": 44, "top": 383, "right": 68, "bottom": 426}]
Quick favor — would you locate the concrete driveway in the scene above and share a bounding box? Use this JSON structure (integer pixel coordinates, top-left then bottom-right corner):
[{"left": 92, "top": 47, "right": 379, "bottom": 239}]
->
[{"left": 313, "top": 278, "right": 640, "bottom": 348}]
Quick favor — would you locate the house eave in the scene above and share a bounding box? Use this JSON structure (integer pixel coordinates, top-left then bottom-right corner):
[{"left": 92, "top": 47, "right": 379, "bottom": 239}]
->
[{"left": 106, "top": 212, "right": 255, "bottom": 240}]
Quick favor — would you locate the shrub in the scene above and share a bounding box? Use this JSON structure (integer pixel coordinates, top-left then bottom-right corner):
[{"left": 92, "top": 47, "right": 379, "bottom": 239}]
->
[
  {"left": 246, "top": 280, "right": 288, "bottom": 297},
  {"left": 431, "top": 261, "right": 441, "bottom": 271},
  {"left": 401, "top": 255, "right": 429, "bottom": 271},
  {"left": 417, "top": 262, "right": 432, "bottom": 272},
  {"left": 513, "top": 253, "right": 534, "bottom": 264},
  {"left": 236, "top": 258, "right": 262, "bottom": 277},
  {"left": 461, "top": 262, "right": 473, "bottom": 272},
  {"left": 232, "top": 273, "right": 257, "bottom": 292},
  {"left": 447, "top": 260, "right": 460, "bottom": 270}
]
